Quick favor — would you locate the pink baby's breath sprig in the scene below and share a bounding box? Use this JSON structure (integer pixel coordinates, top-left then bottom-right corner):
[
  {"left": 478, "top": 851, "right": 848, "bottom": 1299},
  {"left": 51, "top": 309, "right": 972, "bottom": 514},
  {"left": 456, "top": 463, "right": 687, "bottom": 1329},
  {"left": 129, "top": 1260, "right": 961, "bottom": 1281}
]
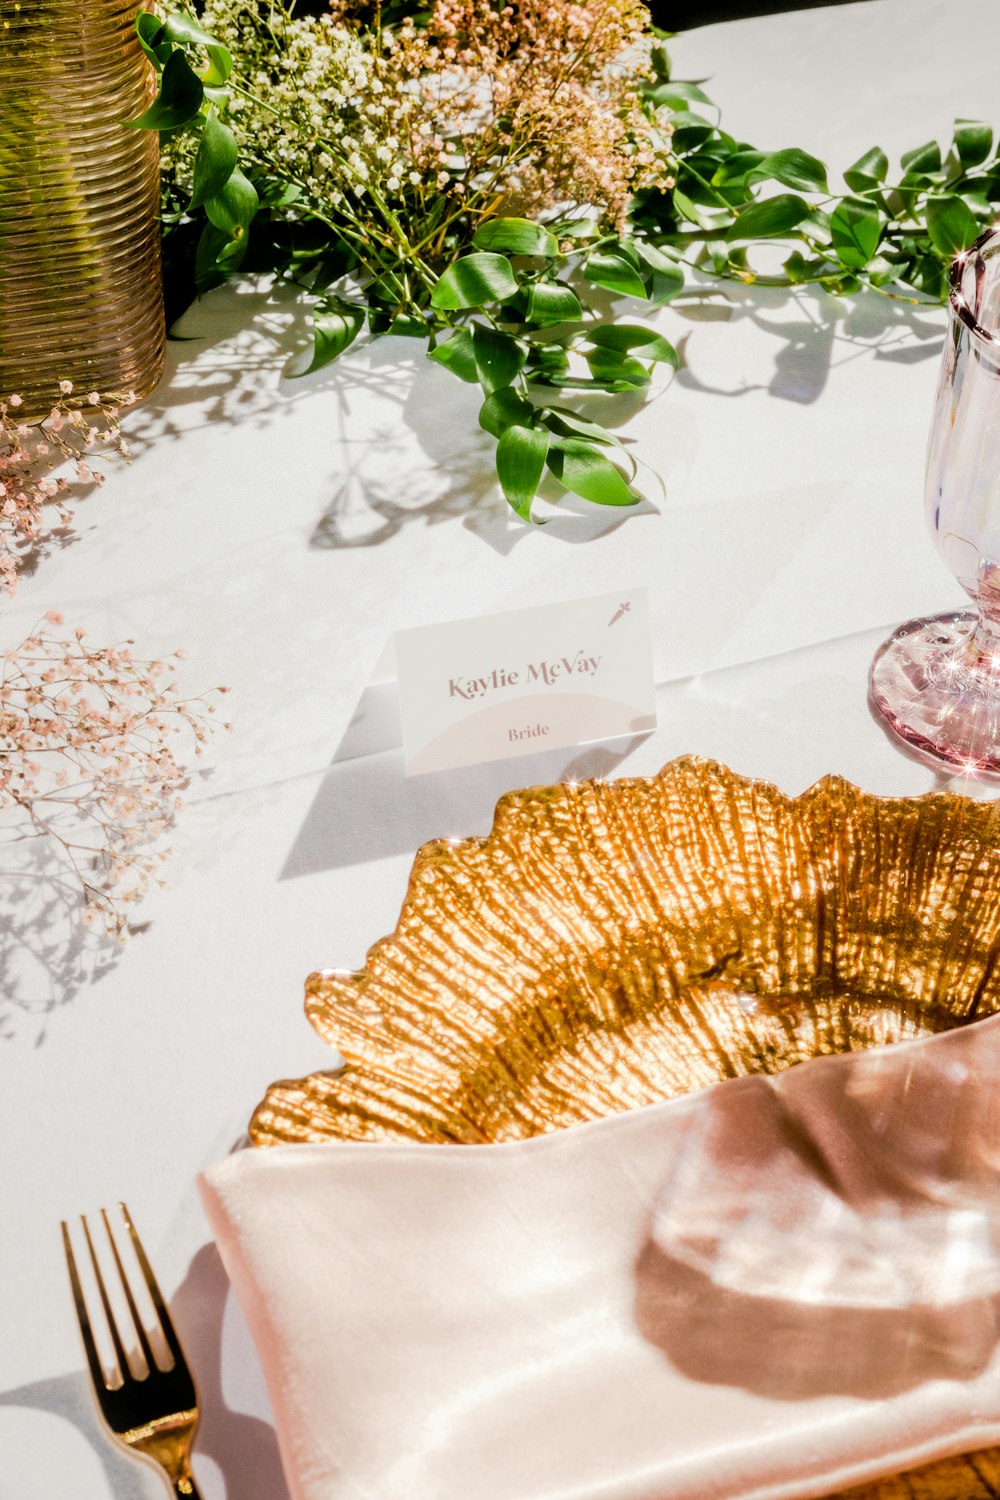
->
[
  {"left": 0, "top": 382, "right": 135, "bottom": 597},
  {"left": 0, "top": 620, "right": 229, "bottom": 940}
]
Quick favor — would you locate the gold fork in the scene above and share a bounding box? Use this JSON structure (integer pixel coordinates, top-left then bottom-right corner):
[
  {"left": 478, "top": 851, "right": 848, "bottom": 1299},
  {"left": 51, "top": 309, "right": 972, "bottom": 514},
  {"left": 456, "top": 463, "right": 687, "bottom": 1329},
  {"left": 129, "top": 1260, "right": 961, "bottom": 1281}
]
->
[{"left": 62, "top": 1202, "right": 203, "bottom": 1499}]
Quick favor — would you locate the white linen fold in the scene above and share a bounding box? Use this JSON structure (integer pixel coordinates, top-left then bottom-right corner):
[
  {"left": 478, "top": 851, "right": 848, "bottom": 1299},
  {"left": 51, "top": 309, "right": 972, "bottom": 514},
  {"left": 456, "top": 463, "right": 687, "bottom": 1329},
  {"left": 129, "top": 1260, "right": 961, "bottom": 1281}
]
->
[{"left": 201, "top": 1013, "right": 1000, "bottom": 1500}]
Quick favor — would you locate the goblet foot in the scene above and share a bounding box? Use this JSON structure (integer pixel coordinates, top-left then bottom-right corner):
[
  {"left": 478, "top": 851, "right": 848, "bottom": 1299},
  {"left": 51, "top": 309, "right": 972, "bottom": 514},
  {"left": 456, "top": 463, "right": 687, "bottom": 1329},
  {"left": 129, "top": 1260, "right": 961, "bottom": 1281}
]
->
[{"left": 870, "top": 609, "right": 1000, "bottom": 775}]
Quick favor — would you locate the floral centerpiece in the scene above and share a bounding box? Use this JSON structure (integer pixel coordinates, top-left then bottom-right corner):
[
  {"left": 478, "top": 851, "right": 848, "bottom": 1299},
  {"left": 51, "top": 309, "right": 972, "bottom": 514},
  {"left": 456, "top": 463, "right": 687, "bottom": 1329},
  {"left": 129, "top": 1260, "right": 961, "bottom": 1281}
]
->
[
  {"left": 145, "top": 0, "right": 678, "bottom": 518},
  {"left": 134, "top": 0, "right": 1000, "bottom": 522}
]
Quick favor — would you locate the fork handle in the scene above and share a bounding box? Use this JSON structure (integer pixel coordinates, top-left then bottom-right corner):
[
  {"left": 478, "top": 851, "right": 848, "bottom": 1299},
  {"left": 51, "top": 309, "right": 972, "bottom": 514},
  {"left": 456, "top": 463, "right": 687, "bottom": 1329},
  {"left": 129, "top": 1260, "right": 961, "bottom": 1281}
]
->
[{"left": 172, "top": 1478, "right": 203, "bottom": 1500}]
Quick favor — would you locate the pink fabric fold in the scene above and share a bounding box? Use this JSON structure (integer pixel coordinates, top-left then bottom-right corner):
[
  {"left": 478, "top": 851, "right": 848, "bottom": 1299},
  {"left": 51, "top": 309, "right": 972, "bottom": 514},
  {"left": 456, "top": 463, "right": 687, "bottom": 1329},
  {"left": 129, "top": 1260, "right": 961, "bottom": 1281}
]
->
[{"left": 201, "top": 1014, "right": 1000, "bottom": 1500}]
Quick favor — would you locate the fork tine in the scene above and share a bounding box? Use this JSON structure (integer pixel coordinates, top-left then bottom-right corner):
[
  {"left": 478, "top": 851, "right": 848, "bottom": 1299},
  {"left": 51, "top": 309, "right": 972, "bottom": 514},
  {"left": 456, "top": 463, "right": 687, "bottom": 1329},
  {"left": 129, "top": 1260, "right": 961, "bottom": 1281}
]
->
[
  {"left": 100, "top": 1207, "right": 159, "bottom": 1374},
  {"left": 62, "top": 1220, "right": 110, "bottom": 1394},
  {"left": 81, "top": 1214, "right": 135, "bottom": 1385},
  {"left": 118, "top": 1203, "right": 183, "bottom": 1362}
]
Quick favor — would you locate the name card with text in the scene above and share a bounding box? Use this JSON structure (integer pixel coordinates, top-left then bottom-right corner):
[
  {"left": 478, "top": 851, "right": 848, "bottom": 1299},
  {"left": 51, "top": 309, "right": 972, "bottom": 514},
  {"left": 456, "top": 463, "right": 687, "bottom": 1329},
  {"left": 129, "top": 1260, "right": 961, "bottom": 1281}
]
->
[{"left": 395, "top": 589, "right": 656, "bottom": 775}]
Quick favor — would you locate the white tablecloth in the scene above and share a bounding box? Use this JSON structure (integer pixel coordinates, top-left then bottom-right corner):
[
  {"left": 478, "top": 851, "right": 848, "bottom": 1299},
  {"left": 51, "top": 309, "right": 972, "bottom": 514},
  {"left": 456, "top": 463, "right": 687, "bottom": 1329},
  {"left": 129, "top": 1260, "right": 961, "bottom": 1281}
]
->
[{"left": 2, "top": 2, "right": 996, "bottom": 1496}]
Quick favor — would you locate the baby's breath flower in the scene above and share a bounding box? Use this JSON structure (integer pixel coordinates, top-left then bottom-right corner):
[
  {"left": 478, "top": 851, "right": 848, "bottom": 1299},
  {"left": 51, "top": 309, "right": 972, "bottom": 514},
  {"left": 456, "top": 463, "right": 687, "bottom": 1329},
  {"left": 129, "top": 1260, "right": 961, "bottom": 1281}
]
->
[
  {"left": 161, "top": 0, "right": 665, "bottom": 249},
  {"left": 161, "top": 0, "right": 408, "bottom": 208},
  {"left": 0, "top": 622, "right": 225, "bottom": 939},
  {"left": 0, "top": 384, "right": 130, "bottom": 597}
]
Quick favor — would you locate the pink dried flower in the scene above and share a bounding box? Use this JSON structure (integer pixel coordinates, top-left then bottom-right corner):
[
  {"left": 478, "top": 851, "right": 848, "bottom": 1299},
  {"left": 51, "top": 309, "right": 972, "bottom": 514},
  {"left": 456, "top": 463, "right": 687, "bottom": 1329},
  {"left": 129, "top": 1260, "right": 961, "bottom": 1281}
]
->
[
  {"left": 0, "top": 383, "right": 131, "bottom": 596},
  {"left": 332, "top": 0, "right": 670, "bottom": 231},
  {"left": 0, "top": 620, "right": 226, "bottom": 940}
]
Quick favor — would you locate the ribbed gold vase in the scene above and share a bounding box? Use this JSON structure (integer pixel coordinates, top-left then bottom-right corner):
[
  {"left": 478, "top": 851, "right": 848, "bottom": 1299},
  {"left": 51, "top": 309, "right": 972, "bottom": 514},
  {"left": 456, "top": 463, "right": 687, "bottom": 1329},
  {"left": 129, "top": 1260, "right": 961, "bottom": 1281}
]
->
[{"left": 0, "top": 0, "right": 165, "bottom": 417}]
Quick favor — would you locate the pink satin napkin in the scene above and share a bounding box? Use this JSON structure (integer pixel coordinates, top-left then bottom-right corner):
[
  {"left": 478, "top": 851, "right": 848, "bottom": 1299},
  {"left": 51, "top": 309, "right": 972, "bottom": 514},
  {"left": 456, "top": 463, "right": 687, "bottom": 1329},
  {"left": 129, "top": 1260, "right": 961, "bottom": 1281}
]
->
[{"left": 200, "top": 1013, "right": 1000, "bottom": 1500}]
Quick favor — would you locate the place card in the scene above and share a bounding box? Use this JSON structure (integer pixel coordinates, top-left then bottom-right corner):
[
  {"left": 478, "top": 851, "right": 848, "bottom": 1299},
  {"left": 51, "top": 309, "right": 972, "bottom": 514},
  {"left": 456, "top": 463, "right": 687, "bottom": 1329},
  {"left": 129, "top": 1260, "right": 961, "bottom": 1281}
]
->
[{"left": 395, "top": 588, "right": 656, "bottom": 775}]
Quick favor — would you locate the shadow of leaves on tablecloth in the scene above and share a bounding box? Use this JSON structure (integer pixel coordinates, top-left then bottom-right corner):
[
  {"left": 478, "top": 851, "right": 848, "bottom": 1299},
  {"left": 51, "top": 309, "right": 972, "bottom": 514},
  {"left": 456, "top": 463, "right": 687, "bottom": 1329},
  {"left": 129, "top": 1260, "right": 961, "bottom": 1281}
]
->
[
  {"left": 305, "top": 340, "right": 502, "bottom": 550},
  {"left": 303, "top": 333, "right": 655, "bottom": 555},
  {"left": 269, "top": 275, "right": 943, "bottom": 548},
  {"left": 0, "top": 833, "right": 122, "bottom": 1046},
  {"left": 116, "top": 273, "right": 945, "bottom": 556},
  {"left": 116, "top": 277, "right": 647, "bottom": 553},
  {"left": 673, "top": 280, "right": 945, "bottom": 407}
]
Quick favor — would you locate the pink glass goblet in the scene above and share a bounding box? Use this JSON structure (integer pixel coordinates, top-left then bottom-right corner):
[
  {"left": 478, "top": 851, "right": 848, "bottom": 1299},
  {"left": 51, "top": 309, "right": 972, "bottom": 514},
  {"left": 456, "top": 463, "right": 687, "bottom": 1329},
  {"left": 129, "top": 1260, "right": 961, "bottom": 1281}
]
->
[{"left": 871, "top": 228, "right": 1000, "bottom": 773}]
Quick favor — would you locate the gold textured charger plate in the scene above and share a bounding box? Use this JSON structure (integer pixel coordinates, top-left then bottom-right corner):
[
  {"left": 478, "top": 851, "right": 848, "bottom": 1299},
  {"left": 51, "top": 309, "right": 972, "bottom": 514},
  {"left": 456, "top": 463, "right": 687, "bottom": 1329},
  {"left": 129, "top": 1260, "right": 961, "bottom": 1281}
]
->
[{"left": 252, "top": 756, "right": 1000, "bottom": 1500}]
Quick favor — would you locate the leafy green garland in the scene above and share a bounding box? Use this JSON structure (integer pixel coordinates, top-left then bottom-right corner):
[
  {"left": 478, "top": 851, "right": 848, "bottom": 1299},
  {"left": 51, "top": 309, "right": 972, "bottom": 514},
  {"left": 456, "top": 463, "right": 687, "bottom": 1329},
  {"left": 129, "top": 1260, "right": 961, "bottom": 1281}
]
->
[
  {"left": 634, "top": 61, "right": 996, "bottom": 301},
  {"left": 131, "top": 12, "right": 998, "bottom": 522}
]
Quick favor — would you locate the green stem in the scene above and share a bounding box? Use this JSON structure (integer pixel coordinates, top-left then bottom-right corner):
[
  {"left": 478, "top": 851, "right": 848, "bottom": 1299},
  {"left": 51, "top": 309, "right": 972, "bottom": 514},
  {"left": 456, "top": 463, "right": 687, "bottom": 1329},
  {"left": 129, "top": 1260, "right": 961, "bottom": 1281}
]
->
[{"left": 679, "top": 159, "right": 737, "bottom": 216}]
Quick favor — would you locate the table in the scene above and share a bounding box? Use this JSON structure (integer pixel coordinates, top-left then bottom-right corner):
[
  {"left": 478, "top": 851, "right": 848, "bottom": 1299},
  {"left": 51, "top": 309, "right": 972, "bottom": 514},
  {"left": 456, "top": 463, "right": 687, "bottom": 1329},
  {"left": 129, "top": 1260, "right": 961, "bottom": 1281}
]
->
[{"left": 2, "top": 2, "right": 995, "bottom": 1495}]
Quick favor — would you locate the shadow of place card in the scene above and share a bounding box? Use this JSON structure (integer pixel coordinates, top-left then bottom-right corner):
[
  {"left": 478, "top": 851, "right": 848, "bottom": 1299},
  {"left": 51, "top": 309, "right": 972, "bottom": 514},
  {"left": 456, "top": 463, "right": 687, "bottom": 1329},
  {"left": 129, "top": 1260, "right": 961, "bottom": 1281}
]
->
[{"left": 394, "top": 589, "right": 657, "bottom": 776}]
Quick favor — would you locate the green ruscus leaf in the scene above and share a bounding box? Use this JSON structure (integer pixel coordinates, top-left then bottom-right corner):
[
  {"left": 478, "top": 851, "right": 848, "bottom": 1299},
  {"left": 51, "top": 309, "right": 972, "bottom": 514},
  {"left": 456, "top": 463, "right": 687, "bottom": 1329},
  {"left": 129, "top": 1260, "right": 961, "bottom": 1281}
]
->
[
  {"left": 750, "top": 148, "right": 828, "bottom": 194},
  {"left": 135, "top": 12, "right": 172, "bottom": 68},
  {"left": 583, "top": 250, "right": 648, "bottom": 299},
  {"left": 194, "top": 221, "right": 244, "bottom": 292},
  {"left": 631, "top": 244, "right": 684, "bottom": 303},
  {"left": 925, "top": 194, "right": 980, "bottom": 257},
  {"left": 472, "top": 325, "right": 526, "bottom": 393},
  {"left": 473, "top": 218, "right": 558, "bottom": 257},
  {"left": 540, "top": 407, "right": 624, "bottom": 449},
  {"left": 496, "top": 424, "right": 549, "bottom": 521},
  {"left": 648, "top": 265, "right": 685, "bottom": 304},
  {"left": 829, "top": 196, "right": 882, "bottom": 268},
  {"left": 900, "top": 140, "right": 942, "bottom": 176},
  {"left": 953, "top": 119, "right": 993, "bottom": 169},
  {"left": 479, "top": 388, "right": 535, "bottom": 438},
  {"left": 127, "top": 48, "right": 204, "bottom": 130},
  {"left": 584, "top": 348, "right": 650, "bottom": 389},
  {"left": 547, "top": 439, "right": 640, "bottom": 506},
  {"left": 427, "top": 328, "right": 478, "bottom": 382},
  {"left": 430, "top": 253, "right": 519, "bottom": 309},
  {"left": 292, "top": 296, "right": 365, "bottom": 377},
  {"left": 586, "top": 324, "right": 678, "bottom": 367},
  {"left": 713, "top": 149, "right": 767, "bottom": 187},
  {"left": 158, "top": 12, "right": 233, "bottom": 85},
  {"left": 525, "top": 343, "right": 569, "bottom": 382},
  {"left": 189, "top": 110, "right": 238, "bottom": 211},
  {"left": 729, "top": 193, "right": 811, "bottom": 240},
  {"left": 843, "top": 146, "right": 889, "bottom": 193},
  {"left": 521, "top": 280, "right": 583, "bottom": 327},
  {"left": 645, "top": 79, "right": 712, "bottom": 109},
  {"left": 203, "top": 167, "right": 259, "bottom": 242},
  {"left": 369, "top": 312, "right": 427, "bottom": 338}
]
